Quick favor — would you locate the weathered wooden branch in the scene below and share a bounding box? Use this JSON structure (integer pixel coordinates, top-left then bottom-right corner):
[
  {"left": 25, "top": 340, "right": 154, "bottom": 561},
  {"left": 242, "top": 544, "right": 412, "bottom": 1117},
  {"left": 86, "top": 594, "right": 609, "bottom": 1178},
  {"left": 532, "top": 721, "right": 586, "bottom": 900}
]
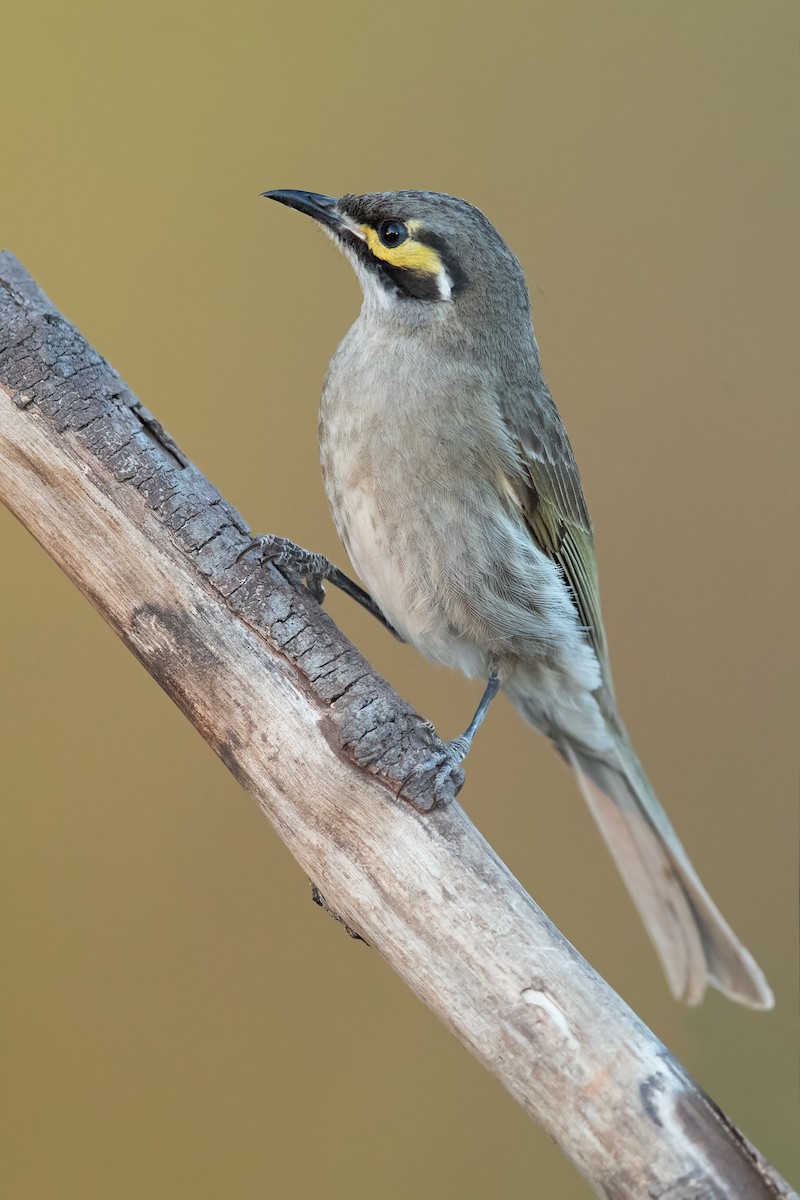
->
[{"left": 0, "top": 251, "right": 793, "bottom": 1200}]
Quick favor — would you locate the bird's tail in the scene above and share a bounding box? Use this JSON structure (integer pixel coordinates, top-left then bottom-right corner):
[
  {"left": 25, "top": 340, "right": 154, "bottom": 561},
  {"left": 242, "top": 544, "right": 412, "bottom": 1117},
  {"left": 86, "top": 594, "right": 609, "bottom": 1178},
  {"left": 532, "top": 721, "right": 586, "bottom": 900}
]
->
[{"left": 560, "top": 724, "right": 773, "bottom": 1008}]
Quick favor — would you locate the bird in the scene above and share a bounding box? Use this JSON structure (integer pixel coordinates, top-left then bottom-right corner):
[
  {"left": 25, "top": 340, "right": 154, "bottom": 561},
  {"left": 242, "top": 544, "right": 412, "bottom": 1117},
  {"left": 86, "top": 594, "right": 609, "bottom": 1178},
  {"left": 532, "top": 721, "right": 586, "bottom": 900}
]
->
[{"left": 253, "top": 187, "right": 773, "bottom": 1009}]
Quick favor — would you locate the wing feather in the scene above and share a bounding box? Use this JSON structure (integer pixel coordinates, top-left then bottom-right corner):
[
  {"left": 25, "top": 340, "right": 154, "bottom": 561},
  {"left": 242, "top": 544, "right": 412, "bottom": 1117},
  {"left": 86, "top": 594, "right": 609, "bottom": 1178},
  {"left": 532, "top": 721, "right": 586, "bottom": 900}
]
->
[{"left": 499, "top": 379, "right": 613, "bottom": 691}]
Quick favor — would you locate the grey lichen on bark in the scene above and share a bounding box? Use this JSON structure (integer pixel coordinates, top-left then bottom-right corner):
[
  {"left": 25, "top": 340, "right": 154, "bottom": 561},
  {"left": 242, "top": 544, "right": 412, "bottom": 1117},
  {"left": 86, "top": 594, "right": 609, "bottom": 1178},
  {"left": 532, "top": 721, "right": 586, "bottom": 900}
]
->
[{"left": 0, "top": 251, "right": 795, "bottom": 1200}]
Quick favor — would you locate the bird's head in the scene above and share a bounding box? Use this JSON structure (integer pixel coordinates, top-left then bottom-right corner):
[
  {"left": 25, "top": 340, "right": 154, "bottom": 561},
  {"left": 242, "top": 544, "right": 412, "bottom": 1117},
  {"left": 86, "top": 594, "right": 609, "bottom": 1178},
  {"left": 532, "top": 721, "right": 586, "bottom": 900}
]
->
[{"left": 264, "top": 189, "right": 532, "bottom": 332}]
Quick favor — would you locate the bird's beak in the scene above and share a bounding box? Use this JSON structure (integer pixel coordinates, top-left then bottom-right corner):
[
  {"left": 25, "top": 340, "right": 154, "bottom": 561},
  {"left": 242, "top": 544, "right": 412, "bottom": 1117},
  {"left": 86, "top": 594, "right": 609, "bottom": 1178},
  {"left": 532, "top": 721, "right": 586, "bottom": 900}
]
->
[{"left": 263, "top": 189, "right": 345, "bottom": 234}]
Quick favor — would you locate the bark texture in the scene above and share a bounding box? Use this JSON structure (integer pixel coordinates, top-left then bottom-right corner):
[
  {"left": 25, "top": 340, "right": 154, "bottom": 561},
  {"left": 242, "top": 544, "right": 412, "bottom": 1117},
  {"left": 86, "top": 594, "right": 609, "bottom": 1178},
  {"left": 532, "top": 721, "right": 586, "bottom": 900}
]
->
[{"left": 0, "top": 251, "right": 794, "bottom": 1200}]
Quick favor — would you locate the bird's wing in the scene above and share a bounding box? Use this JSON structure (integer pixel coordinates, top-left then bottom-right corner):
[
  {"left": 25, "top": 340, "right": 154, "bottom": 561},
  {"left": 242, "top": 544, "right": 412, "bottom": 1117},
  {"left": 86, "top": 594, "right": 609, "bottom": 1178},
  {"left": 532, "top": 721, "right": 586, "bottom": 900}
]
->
[{"left": 499, "top": 380, "right": 613, "bottom": 691}]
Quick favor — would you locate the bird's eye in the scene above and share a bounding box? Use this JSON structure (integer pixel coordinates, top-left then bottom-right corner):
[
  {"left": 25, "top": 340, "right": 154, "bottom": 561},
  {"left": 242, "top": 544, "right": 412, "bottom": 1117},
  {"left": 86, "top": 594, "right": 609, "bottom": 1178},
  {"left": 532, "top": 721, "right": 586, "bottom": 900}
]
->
[{"left": 377, "top": 220, "right": 408, "bottom": 248}]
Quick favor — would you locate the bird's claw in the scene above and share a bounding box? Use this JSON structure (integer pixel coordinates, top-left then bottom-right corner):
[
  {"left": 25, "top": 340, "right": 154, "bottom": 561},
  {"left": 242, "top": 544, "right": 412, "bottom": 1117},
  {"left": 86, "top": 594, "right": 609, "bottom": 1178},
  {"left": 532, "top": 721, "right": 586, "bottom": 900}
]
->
[
  {"left": 238, "top": 534, "right": 327, "bottom": 603},
  {"left": 399, "top": 737, "right": 469, "bottom": 811}
]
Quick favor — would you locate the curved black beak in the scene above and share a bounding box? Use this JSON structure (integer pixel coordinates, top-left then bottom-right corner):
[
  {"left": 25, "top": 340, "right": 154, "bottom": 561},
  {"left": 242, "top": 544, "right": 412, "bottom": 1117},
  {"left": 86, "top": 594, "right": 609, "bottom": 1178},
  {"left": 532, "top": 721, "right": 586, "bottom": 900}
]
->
[{"left": 262, "top": 189, "right": 342, "bottom": 233}]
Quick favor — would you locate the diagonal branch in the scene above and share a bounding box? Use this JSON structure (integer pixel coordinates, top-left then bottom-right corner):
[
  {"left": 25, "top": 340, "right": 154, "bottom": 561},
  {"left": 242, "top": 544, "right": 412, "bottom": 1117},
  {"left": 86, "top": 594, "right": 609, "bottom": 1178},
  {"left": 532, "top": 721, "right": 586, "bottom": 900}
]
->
[{"left": 0, "top": 251, "right": 794, "bottom": 1200}]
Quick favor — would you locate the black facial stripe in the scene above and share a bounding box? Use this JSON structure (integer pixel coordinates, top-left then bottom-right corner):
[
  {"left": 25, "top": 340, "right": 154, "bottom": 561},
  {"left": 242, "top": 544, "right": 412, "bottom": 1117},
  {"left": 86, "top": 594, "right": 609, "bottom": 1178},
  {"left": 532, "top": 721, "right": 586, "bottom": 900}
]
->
[
  {"left": 419, "top": 231, "right": 468, "bottom": 294},
  {"left": 348, "top": 240, "right": 441, "bottom": 302},
  {"left": 381, "top": 263, "right": 442, "bottom": 302}
]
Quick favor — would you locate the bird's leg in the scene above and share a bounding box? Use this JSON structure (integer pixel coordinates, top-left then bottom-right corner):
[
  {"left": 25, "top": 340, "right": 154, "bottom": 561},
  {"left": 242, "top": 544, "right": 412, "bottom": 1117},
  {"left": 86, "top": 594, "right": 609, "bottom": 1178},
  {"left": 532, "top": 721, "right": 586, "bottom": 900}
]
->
[
  {"left": 401, "top": 668, "right": 501, "bottom": 811},
  {"left": 448, "top": 669, "right": 502, "bottom": 760},
  {"left": 237, "top": 534, "right": 403, "bottom": 641}
]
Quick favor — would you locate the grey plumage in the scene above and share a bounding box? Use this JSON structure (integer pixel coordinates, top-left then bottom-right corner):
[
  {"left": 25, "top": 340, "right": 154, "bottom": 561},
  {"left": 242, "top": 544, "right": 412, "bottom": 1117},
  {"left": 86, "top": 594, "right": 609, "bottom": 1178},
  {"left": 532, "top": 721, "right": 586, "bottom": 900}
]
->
[{"left": 266, "top": 187, "right": 773, "bottom": 1009}]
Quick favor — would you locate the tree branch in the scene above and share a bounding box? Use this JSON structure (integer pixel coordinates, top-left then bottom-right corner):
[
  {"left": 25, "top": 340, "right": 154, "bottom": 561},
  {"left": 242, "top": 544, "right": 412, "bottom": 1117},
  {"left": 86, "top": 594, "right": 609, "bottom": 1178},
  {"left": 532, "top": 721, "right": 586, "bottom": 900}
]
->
[{"left": 0, "top": 251, "right": 793, "bottom": 1200}]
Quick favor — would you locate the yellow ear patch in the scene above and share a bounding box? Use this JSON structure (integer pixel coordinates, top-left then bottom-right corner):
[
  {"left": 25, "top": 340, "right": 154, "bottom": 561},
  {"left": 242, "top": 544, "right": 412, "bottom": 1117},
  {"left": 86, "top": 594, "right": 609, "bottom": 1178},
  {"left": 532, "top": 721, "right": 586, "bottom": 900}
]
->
[{"left": 360, "top": 219, "right": 443, "bottom": 275}]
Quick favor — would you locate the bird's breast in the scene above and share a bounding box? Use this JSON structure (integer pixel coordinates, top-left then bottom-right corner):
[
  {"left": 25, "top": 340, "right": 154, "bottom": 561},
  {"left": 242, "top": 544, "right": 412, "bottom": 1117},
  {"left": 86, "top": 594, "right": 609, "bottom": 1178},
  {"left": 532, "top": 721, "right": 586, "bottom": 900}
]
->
[{"left": 320, "top": 359, "right": 440, "bottom": 650}]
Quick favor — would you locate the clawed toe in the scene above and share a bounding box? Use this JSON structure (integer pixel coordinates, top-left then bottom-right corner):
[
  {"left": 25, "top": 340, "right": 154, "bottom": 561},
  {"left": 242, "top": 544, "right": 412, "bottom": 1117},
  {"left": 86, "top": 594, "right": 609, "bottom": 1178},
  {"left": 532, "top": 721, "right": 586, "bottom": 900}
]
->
[
  {"left": 399, "top": 741, "right": 467, "bottom": 811},
  {"left": 236, "top": 533, "right": 288, "bottom": 567},
  {"left": 238, "top": 535, "right": 327, "bottom": 602}
]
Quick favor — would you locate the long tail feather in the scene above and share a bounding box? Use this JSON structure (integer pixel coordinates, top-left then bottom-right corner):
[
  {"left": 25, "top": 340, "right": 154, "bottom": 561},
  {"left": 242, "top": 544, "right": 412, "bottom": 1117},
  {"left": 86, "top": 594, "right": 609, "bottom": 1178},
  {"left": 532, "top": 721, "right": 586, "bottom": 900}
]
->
[{"left": 562, "top": 732, "right": 773, "bottom": 1009}]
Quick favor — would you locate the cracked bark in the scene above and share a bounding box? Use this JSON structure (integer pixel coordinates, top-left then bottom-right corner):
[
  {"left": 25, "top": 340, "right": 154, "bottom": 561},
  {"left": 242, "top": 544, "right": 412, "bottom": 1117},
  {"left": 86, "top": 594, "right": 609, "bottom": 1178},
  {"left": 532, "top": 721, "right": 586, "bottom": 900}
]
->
[{"left": 0, "top": 251, "right": 794, "bottom": 1200}]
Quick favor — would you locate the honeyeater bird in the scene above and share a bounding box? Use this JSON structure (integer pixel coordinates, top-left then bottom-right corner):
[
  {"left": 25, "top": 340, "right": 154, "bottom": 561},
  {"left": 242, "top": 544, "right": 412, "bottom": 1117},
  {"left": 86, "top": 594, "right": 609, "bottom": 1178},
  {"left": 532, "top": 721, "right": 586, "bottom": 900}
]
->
[{"left": 254, "top": 187, "right": 772, "bottom": 1009}]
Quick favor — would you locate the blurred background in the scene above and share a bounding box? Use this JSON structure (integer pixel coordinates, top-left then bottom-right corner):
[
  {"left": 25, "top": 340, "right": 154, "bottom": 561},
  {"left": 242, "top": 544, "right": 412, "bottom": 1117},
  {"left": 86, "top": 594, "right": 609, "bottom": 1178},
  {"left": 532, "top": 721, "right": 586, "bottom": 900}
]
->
[{"left": 2, "top": 1, "right": 798, "bottom": 1196}]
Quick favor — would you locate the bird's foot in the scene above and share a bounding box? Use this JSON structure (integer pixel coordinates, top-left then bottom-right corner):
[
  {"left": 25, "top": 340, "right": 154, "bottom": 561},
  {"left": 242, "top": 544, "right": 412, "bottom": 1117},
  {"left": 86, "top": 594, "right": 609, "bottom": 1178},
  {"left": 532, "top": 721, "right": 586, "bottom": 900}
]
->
[
  {"left": 239, "top": 534, "right": 404, "bottom": 640},
  {"left": 238, "top": 534, "right": 328, "bottom": 603},
  {"left": 399, "top": 736, "right": 469, "bottom": 812}
]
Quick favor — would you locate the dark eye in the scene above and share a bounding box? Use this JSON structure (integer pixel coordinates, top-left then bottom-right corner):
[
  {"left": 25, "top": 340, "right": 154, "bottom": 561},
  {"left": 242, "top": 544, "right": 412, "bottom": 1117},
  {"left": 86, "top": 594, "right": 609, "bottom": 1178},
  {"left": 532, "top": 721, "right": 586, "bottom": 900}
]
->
[{"left": 377, "top": 219, "right": 408, "bottom": 248}]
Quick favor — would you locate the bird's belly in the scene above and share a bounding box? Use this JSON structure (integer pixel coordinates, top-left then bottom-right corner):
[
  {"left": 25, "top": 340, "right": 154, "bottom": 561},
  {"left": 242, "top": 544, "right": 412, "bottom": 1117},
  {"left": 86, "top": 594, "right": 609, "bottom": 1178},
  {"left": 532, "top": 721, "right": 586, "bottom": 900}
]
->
[
  {"left": 333, "top": 482, "right": 488, "bottom": 677},
  {"left": 323, "top": 447, "right": 595, "bottom": 690},
  {"left": 336, "top": 477, "right": 612, "bottom": 754}
]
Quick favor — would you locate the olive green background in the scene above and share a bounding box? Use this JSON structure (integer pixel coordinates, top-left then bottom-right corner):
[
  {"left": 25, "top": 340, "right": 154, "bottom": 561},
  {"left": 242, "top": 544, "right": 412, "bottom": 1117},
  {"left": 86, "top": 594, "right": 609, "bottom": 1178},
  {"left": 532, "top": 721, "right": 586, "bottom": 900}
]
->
[{"left": 2, "top": 1, "right": 798, "bottom": 1196}]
